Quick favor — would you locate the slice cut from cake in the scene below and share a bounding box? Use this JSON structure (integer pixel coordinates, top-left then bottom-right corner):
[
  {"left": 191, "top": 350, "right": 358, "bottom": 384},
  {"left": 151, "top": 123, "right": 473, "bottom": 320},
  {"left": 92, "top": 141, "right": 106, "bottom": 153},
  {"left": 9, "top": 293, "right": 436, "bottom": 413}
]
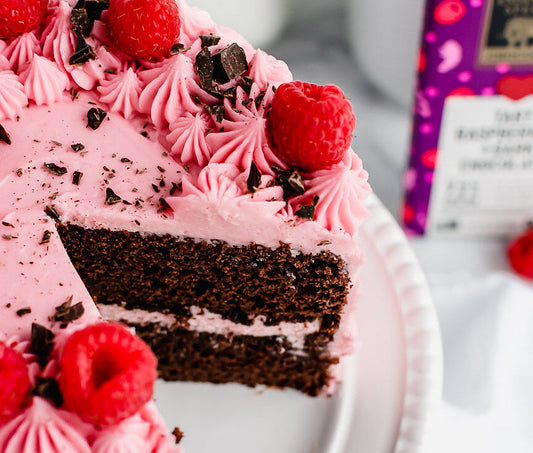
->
[{"left": 0, "top": 0, "right": 371, "bottom": 447}]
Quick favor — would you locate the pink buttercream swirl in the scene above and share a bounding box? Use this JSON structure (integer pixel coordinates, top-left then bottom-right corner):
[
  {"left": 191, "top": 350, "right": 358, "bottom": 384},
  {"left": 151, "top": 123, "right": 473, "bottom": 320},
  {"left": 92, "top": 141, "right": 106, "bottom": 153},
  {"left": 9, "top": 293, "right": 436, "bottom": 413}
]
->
[
  {"left": 98, "top": 67, "right": 144, "bottom": 119},
  {"left": 168, "top": 111, "right": 215, "bottom": 167},
  {"left": 290, "top": 151, "right": 371, "bottom": 236},
  {"left": 139, "top": 402, "right": 183, "bottom": 453},
  {"left": 247, "top": 49, "right": 292, "bottom": 98},
  {"left": 207, "top": 85, "right": 287, "bottom": 175},
  {"left": 176, "top": 0, "right": 217, "bottom": 47},
  {"left": 19, "top": 55, "right": 68, "bottom": 106},
  {"left": 0, "top": 397, "right": 93, "bottom": 453},
  {"left": 91, "top": 415, "right": 152, "bottom": 453},
  {"left": 0, "top": 71, "right": 28, "bottom": 121},
  {"left": 138, "top": 53, "right": 218, "bottom": 128},
  {"left": 3, "top": 31, "right": 42, "bottom": 72}
]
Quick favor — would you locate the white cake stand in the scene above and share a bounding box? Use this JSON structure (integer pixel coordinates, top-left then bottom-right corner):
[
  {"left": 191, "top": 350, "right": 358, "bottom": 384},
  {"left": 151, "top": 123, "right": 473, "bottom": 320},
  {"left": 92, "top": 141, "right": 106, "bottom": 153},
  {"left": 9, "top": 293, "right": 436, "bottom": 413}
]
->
[{"left": 154, "top": 194, "right": 443, "bottom": 453}]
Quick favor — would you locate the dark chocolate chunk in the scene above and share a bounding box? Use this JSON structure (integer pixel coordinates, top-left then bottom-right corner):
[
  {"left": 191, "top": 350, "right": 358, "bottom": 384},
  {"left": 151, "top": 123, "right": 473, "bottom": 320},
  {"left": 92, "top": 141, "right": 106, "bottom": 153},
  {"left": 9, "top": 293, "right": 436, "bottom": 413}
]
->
[
  {"left": 72, "top": 170, "right": 83, "bottom": 185},
  {"left": 87, "top": 107, "right": 107, "bottom": 130},
  {"left": 200, "top": 34, "right": 221, "bottom": 48},
  {"left": 170, "top": 43, "right": 186, "bottom": 55},
  {"left": 70, "top": 8, "right": 91, "bottom": 37},
  {"left": 247, "top": 161, "right": 261, "bottom": 193},
  {"left": 32, "top": 377, "right": 63, "bottom": 408},
  {"left": 295, "top": 196, "right": 319, "bottom": 220},
  {"left": 43, "top": 162, "right": 68, "bottom": 176},
  {"left": 0, "top": 124, "right": 11, "bottom": 145},
  {"left": 69, "top": 32, "right": 95, "bottom": 65},
  {"left": 52, "top": 296, "right": 85, "bottom": 328},
  {"left": 39, "top": 230, "right": 52, "bottom": 245},
  {"left": 85, "top": 0, "right": 110, "bottom": 22},
  {"left": 44, "top": 205, "right": 60, "bottom": 222},
  {"left": 212, "top": 43, "right": 248, "bottom": 84},
  {"left": 173, "top": 427, "right": 184, "bottom": 444},
  {"left": 206, "top": 104, "right": 225, "bottom": 123},
  {"left": 273, "top": 167, "right": 305, "bottom": 199},
  {"left": 30, "top": 323, "right": 55, "bottom": 368},
  {"left": 195, "top": 47, "right": 214, "bottom": 90},
  {"left": 16, "top": 307, "right": 31, "bottom": 317},
  {"left": 105, "top": 187, "right": 122, "bottom": 205},
  {"left": 71, "top": 143, "right": 85, "bottom": 152},
  {"left": 238, "top": 76, "right": 254, "bottom": 95}
]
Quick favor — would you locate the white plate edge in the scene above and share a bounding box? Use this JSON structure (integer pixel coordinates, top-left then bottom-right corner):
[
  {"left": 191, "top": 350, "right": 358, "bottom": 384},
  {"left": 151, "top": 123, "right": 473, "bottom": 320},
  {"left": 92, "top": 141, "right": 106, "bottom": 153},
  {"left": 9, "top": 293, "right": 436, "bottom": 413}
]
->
[{"left": 363, "top": 194, "right": 444, "bottom": 453}]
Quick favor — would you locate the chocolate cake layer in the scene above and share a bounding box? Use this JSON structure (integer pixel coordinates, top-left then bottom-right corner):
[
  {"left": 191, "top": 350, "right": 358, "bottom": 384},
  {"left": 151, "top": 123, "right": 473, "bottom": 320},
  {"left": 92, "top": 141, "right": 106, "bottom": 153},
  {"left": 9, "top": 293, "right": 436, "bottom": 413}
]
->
[
  {"left": 133, "top": 323, "right": 337, "bottom": 396},
  {"left": 57, "top": 224, "right": 351, "bottom": 329}
]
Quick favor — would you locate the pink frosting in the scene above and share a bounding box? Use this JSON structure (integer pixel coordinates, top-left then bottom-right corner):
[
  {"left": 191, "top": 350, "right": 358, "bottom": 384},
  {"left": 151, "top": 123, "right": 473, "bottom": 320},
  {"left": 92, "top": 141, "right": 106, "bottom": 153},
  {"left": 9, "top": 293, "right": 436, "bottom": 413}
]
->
[
  {"left": 19, "top": 55, "right": 69, "bottom": 106},
  {"left": 168, "top": 111, "right": 214, "bottom": 167},
  {"left": 3, "top": 31, "right": 41, "bottom": 72},
  {"left": 98, "top": 67, "right": 143, "bottom": 119},
  {"left": 0, "top": 71, "right": 28, "bottom": 121},
  {"left": 248, "top": 49, "right": 292, "bottom": 94},
  {"left": 0, "top": 398, "right": 93, "bottom": 453},
  {"left": 91, "top": 415, "right": 152, "bottom": 453},
  {"left": 176, "top": 0, "right": 217, "bottom": 47}
]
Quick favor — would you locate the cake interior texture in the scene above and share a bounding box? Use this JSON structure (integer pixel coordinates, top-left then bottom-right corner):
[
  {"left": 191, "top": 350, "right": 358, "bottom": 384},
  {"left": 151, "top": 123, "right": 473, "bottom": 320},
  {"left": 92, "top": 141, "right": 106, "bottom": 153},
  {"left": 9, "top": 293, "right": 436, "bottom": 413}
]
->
[{"left": 57, "top": 223, "right": 352, "bottom": 396}]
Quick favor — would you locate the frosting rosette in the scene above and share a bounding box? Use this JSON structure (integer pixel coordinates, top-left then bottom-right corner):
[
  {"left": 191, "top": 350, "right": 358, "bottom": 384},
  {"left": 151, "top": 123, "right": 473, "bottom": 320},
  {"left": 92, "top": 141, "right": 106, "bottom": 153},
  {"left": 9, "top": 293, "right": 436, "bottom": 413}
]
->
[
  {"left": 98, "top": 67, "right": 144, "bottom": 119},
  {"left": 3, "top": 31, "right": 41, "bottom": 72},
  {"left": 92, "top": 415, "right": 151, "bottom": 453},
  {"left": 176, "top": 0, "right": 217, "bottom": 47},
  {"left": 290, "top": 151, "right": 371, "bottom": 236},
  {"left": 248, "top": 49, "right": 292, "bottom": 96},
  {"left": 0, "top": 71, "right": 28, "bottom": 121},
  {"left": 168, "top": 111, "right": 214, "bottom": 167},
  {"left": 0, "top": 397, "right": 92, "bottom": 453},
  {"left": 19, "top": 55, "right": 68, "bottom": 106}
]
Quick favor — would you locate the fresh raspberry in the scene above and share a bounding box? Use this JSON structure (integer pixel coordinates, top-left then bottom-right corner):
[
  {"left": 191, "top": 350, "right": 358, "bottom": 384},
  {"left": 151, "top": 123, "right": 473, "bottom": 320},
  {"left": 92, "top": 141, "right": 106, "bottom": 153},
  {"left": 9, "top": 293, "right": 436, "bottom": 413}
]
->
[
  {"left": 107, "top": 0, "right": 181, "bottom": 61},
  {"left": 0, "top": 342, "right": 31, "bottom": 424},
  {"left": 0, "top": 0, "right": 48, "bottom": 40},
  {"left": 59, "top": 322, "right": 158, "bottom": 426},
  {"left": 266, "top": 81, "right": 356, "bottom": 172},
  {"left": 508, "top": 227, "right": 533, "bottom": 279}
]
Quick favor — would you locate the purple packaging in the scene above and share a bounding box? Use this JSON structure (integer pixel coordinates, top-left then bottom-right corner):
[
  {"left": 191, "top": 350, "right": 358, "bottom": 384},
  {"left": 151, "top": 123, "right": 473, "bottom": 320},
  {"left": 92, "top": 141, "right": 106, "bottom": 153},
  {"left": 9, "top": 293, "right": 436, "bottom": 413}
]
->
[{"left": 403, "top": 0, "right": 533, "bottom": 236}]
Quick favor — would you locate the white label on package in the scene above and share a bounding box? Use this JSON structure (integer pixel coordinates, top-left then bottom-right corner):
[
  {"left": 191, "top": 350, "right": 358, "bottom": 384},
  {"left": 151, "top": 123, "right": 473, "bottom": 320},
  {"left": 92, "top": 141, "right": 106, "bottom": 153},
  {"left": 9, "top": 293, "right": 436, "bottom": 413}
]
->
[{"left": 427, "top": 95, "right": 533, "bottom": 237}]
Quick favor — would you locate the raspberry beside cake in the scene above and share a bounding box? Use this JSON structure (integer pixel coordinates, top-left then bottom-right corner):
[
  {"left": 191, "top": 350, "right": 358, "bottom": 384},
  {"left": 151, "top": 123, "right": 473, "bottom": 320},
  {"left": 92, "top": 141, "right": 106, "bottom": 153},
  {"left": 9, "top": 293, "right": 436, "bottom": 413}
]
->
[{"left": 0, "top": 0, "right": 371, "bottom": 450}]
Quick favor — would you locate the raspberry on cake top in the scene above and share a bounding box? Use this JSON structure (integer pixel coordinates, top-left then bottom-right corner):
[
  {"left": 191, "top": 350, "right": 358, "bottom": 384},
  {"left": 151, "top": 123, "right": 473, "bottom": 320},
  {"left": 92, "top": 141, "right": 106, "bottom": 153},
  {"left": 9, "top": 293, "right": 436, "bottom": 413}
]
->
[{"left": 0, "top": 0, "right": 371, "bottom": 450}]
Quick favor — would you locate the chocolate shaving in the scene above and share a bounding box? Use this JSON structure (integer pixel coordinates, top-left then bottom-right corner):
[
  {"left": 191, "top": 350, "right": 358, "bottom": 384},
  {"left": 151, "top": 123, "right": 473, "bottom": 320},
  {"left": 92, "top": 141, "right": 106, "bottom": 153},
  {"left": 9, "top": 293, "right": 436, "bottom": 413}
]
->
[
  {"left": 255, "top": 91, "right": 266, "bottom": 109},
  {"left": 16, "top": 307, "right": 31, "bottom": 317},
  {"left": 273, "top": 167, "right": 305, "bottom": 200},
  {"left": 84, "top": 0, "right": 110, "bottom": 22},
  {"left": 39, "top": 230, "right": 52, "bottom": 245},
  {"left": 247, "top": 161, "right": 261, "bottom": 193},
  {"left": 1, "top": 221, "right": 14, "bottom": 228},
  {"left": 158, "top": 197, "right": 171, "bottom": 213},
  {"left": 0, "top": 124, "right": 11, "bottom": 145},
  {"left": 32, "top": 377, "right": 63, "bottom": 408},
  {"left": 173, "top": 427, "right": 184, "bottom": 444},
  {"left": 195, "top": 47, "right": 214, "bottom": 90},
  {"left": 71, "top": 143, "right": 85, "bottom": 152},
  {"left": 105, "top": 187, "right": 122, "bottom": 205},
  {"left": 44, "top": 205, "right": 60, "bottom": 222},
  {"left": 69, "top": 32, "right": 95, "bottom": 65},
  {"left": 43, "top": 162, "right": 68, "bottom": 176},
  {"left": 239, "top": 76, "right": 254, "bottom": 95},
  {"left": 200, "top": 34, "right": 221, "bottom": 48},
  {"left": 72, "top": 170, "right": 83, "bottom": 185},
  {"left": 30, "top": 323, "right": 55, "bottom": 368},
  {"left": 206, "top": 104, "right": 225, "bottom": 123},
  {"left": 52, "top": 296, "right": 85, "bottom": 328},
  {"left": 70, "top": 8, "right": 91, "bottom": 37},
  {"left": 212, "top": 43, "right": 248, "bottom": 84},
  {"left": 169, "top": 182, "right": 182, "bottom": 195},
  {"left": 170, "top": 43, "right": 186, "bottom": 55},
  {"left": 223, "top": 86, "right": 237, "bottom": 105},
  {"left": 295, "top": 196, "right": 319, "bottom": 220},
  {"left": 87, "top": 107, "right": 107, "bottom": 130}
]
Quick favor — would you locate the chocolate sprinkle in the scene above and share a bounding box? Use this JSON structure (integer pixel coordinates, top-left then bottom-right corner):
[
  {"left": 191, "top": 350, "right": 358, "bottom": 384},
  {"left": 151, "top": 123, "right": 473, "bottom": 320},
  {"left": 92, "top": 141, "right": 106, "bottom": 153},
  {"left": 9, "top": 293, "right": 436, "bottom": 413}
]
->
[
  {"left": 30, "top": 323, "right": 55, "bottom": 368},
  {"left": 16, "top": 307, "right": 31, "bottom": 317},
  {"left": 72, "top": 170, "right": 83, "bottom": 185},
  {"left": 87, "top": 107, "right": 107, "bottom": 130},
  {"left": 255, "top": 91, "right": 266, "bottom": 109},
  {"left": 0, "top": 124, "right": 11, "bottom": 144},
  {"left": 43, "top": 162, "right": 68, "bottom": 176},
  {"left": 239, "top": 76, "right": 254, "bottom": 95},
  {"left": 105, "top": 187, "right": 122, "bottom": 205},
  {"left": 200, "top": 34, "right": 221, "bottom": 48},
  {"left": 71, "top": 143, "right": 85, "bottom": 152},
  {"left": 32, "top": 377, "right": 63, "bottom": 408},
  {"left": 273, "top": 167, "right": 305, "bottom": 200},
  {"left": 52, "top": 296, "right": 85, "bottom": 328},
  {"left": 206, "top": 104, "right": 225, "bottom": 123},
  {"left": 39, "top": 230, "right": 52, "bottom": 245},
  {"left": 247, "top": 161, "right": 261, "bottom": 193},
  {"left": 169, "top": 182, "right": 182, "bottom": 195},
  {"left": 44, "top": 205, "right": 60, "bottom": 222},
  {"left": 170, "top": 43, "right": 186, "bottom": 55},
  {"left": 158, "top": 197, "right": 171, "bottom": 213},
  {"left": 295, "top": 196, "right": 319, "bottom": 220},
  {"left": 195, "top": 47, "right": 215, "bottom": 90},
  {"left": 69, "top": 32, "right": 95, "bottom": 65},
  {"left": 173, "top": 427, "right": 184, "bottom": 444},
  {"left": 212, "top": 43, "right": 248, "bottom": 84}
]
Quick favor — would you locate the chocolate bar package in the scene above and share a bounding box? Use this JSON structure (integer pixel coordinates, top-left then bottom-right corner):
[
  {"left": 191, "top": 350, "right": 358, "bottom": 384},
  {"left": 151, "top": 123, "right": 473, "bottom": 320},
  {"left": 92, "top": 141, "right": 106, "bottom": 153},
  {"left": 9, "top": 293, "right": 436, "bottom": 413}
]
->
[{"left": 403, "top": 0, "right": 533, "bottom": 236}]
